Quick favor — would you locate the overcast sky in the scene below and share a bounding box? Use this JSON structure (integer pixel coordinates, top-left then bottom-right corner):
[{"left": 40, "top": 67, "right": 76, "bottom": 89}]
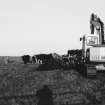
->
[{"left": 0, "top": 0, "right": 105, "bottom": 56}]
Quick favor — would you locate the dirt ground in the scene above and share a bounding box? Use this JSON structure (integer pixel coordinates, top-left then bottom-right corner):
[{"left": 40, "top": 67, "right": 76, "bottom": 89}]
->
[{"left": 0, "top": 57, "right": 105, "bottom": 105}]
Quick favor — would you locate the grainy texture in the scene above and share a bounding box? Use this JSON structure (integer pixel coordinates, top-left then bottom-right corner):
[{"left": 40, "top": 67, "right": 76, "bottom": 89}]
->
[{"left": 0, "top": 57, "right": 104, "bottom": 105}]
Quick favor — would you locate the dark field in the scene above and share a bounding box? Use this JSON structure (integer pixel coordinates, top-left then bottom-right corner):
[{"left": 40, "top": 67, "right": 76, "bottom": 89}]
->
[{"left": 0, "top": 56, "right": 105, "bottom": 105}]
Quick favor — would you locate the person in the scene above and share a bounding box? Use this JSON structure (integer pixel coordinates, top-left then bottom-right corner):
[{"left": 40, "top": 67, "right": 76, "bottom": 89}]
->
[{"left": 36, "top": 85, "right": 53, "bottom": 105}]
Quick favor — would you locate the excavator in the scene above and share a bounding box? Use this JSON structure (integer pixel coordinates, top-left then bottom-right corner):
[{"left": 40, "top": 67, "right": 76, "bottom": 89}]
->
[{"left": 80, "top": 13, "right": 105, "bottom": 77}]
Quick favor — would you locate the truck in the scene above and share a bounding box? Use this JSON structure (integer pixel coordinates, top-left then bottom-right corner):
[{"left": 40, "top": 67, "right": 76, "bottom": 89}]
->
[{"left": 79, "top": 13, "right": 105, "bottom": 77}]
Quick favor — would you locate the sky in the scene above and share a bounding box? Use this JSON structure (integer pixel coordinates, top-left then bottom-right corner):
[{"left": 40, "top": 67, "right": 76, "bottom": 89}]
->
[{"left": 0, "top": 0, "right": 105, "bottom": 56}]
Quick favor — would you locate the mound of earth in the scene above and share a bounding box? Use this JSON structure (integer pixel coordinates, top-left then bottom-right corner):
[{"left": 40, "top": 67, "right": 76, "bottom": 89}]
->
[{"left": 0, "top": 64, "right": 105, "bottom": 104}]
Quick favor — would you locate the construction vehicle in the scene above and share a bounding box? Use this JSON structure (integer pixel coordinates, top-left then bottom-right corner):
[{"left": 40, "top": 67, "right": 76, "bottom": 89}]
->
[{"left": 80, "top": 13, "right": 105, "bottom": 77}]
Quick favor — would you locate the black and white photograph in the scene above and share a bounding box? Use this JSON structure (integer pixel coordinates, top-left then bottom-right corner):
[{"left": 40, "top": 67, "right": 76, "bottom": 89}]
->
[{"left": 0, "top": 0, "right": 105, "bottom": 105}]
